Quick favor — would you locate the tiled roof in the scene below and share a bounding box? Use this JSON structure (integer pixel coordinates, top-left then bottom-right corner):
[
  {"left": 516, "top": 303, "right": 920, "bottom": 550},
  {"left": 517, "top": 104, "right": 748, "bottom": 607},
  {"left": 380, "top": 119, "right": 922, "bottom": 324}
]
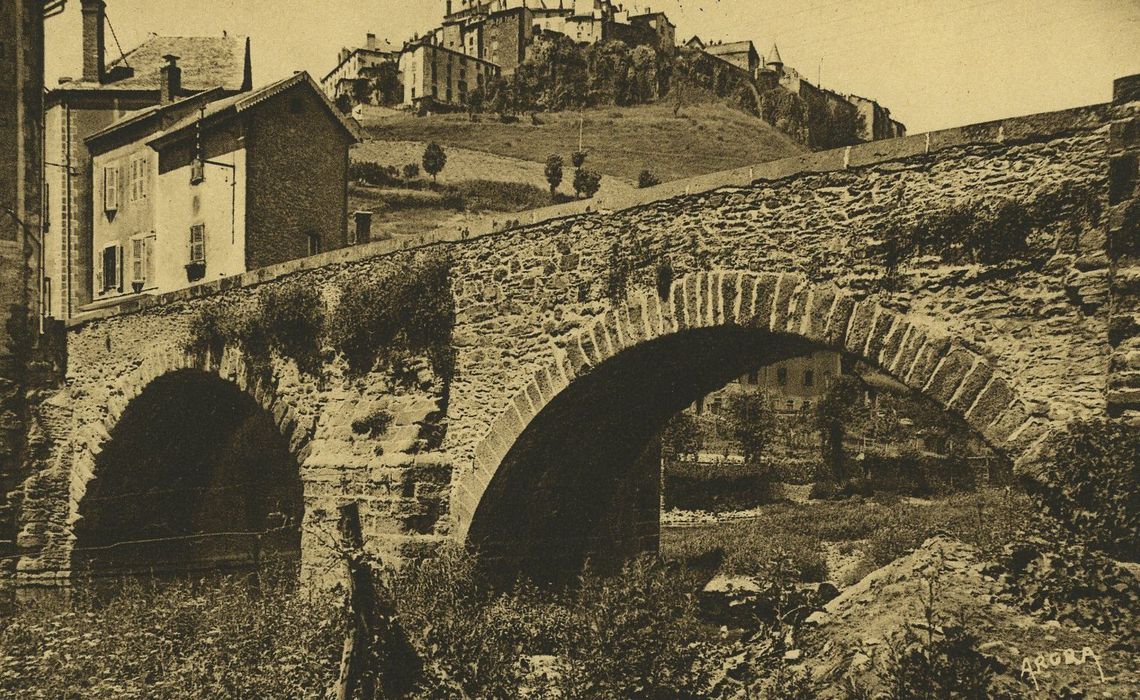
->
[
  {"left": 147, "top": 72, "right": 361, "bottom": 147},
  {"left": 57, "top": 35, "right": 250, "bottom": 92},
  {"left": 704, "top": 40, "right": 757, "bottom": 57}
]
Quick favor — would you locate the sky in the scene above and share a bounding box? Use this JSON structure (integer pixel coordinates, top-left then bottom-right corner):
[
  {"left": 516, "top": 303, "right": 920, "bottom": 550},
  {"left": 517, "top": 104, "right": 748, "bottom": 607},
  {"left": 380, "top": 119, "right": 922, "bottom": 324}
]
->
[{"left": 44, "top": 0, "right": 1140, "bottom": 134}]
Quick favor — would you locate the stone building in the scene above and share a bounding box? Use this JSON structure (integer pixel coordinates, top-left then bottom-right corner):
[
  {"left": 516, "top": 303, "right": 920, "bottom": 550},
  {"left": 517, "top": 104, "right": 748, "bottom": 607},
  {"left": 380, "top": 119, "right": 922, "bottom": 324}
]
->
[
  {"left": 629, "top": 10, "right": 676, "bottom": 50},
  {"left": 400, "top": 39, "right": 500, "bottom": 109},
  {"left": 42, "top": 0, "right": 251, "bottom": 319},
  {"left": 320, "top": 33, "right": 400, "bottom": 105},
  {"left": 701, "top": 39, "right": 760, "bottom": 77},
  {"left": 83, "top": 71, "right": 359, "bottom": 304},
  {"left": 849, "top": 94, "right": 907, "bottom": 141}
]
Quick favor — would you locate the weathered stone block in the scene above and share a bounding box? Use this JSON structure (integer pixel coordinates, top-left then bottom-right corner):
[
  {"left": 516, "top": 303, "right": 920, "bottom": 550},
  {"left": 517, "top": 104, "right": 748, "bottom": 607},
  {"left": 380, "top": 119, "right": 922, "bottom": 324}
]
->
[
  {"left": 843, "top": 303, "right": 879, "bottom": 357},
  {"left": 770, "top": 273, "right": 803, "bottom": 333}
]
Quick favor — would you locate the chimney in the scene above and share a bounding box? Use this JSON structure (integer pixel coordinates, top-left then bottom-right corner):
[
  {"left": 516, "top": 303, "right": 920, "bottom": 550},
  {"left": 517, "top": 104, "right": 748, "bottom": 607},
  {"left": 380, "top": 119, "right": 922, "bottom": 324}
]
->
[
  {"left": 366, "top": 33, "right": 377, "bottom": 50},
  {"left": 160, "top": 55, "right": 181, "bottom": 104},
  {"left": 353, "top": 211, "right": 372, "bottom": 244},
  {"left": 81, "top": 0, "right": 106, "bottom": 83}
]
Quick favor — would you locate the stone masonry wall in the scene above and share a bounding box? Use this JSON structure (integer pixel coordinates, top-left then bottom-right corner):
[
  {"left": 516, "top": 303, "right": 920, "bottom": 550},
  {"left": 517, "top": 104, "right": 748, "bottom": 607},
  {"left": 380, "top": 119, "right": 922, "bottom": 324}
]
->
[
  {"left": 11, "top": 100, "right": 1118, "bottom": 583},
  {"left": 1107, "top": 75, "right": 1140, "bottom": 423}
]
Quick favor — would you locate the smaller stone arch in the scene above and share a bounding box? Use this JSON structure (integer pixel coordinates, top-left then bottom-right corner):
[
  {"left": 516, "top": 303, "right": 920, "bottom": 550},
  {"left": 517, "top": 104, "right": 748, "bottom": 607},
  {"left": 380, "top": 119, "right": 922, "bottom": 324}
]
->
[
  {"left": 454, "top": 270, "right": 1054, "bottom": 539},
  {"left": 63, "top": 343, "right": 315, "bottom": 567}
]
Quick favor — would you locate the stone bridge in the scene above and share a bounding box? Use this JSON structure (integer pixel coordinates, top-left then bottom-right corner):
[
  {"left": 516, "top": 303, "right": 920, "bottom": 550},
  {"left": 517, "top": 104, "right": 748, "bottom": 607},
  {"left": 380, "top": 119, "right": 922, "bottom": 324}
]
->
[{"left": 8, "top": 75, "right": 1139, "bottom": 586}]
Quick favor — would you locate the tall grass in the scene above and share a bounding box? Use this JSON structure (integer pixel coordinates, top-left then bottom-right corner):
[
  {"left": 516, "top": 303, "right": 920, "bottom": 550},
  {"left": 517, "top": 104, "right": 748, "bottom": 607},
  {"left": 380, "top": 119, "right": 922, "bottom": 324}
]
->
[{"left": 0, "top": 571, "right": 343, "bottom": 699}]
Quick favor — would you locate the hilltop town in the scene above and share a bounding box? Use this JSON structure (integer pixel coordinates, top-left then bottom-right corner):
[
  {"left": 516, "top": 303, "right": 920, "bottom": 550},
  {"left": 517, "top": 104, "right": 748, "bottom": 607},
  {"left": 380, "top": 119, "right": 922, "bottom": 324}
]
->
[{"left": 322, "top": 0, "right": 905, "bottom": 148}]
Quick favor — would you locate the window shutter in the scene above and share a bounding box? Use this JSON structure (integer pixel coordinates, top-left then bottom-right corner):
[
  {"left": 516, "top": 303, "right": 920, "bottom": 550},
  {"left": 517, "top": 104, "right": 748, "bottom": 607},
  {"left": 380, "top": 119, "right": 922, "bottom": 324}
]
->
[
  {"left": 104, "top": 166, "right": 118, "bottom": 211},
  {"left": 145, "top": 235, "right": 155, "bottom": 283},
  {"left": 116, "top": 244, "right": 124, "bottom": 292}
]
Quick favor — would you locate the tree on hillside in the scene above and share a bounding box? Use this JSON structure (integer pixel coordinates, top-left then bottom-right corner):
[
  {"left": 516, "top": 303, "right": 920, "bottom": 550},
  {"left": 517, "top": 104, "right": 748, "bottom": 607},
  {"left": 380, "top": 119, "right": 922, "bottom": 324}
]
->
[
  {"left": 403, "top": 163, "right": 420, "bottom": 180},
  {"left": 351, "top": 78, "right": 373, "bottom": 105},
  {"left": 544, "top": 154, "right": 563, "bottom": 197},
  {"left": 422, "top": 142, "right": 447, "bottom": 181},
  {"left": 371, "top": 63, "right": 402, "bottom": 106},
  {"left": 815, "top": 375, "right": 864, "bottom": 482},
  {"left": 465, "top": 86, "right": 485, "bottom": 120},
  {"left": 571, "top": 150, "right": 588, "bottom": 169},
  {"left": 334, "top": 93, "right": 353, "bottom": 114},
  {"left": 573, "top": 168, "right": 602, "bottom": 199}
]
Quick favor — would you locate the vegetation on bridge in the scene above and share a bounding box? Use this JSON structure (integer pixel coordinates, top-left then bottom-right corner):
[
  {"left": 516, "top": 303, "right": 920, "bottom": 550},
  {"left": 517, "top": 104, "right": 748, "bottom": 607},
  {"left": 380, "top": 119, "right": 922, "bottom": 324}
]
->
[
  {"left": 184, "top": 250, "right": 456, "bottom": 385},
  {"left": 879, "top": 179, "right": 1102, "bottom": 277}
]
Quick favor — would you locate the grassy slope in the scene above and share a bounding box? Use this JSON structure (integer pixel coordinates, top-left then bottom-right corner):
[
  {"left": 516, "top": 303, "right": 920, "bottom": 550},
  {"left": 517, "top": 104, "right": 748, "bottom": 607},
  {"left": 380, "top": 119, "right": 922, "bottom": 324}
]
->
[{"left": 362, "top": 101, "right": 808, "bottom": 185}]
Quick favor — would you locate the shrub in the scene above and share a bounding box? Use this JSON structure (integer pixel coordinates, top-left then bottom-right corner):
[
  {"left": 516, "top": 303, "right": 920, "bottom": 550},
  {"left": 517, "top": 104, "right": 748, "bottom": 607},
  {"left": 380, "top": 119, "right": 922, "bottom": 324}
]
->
[
  {"left": 328, "top": 252, "right": 456, "bottom": 381},
  {"left": 560, "top": 557, "right": 710, "bottom": 699},
  {"left": 402, "top": 163, "right": 420, "bottom": 179},
  {"left": 571, "top": 150, "right": 588, "bottom": 169},
  {"left": 573, "top": 167, "right": 602, "bottom": 198},
  {"left": 664, "top": 458, "right": 777, "bottom": 512},
  {"left": 454, "top": 179, "right": 549, "bottom": 213},
  {"left": 391, "top": 549, "right": 710, "bottom": 699},
  {"left": 1028, "top": 418, "right": 1140, "bottom": 560},
  {"left": 349, "top": 160, "right": 402, "bottom": 187},
  {"left": 876, "top": 624, "right": 1003, "bottom": 699},
  {"left": 998, "top": 538, "right": 1140, "bottom": 634},
  {"left": 351, "top": 408, "right": 393, "bottom": 438},
  {"left": 638, "top": 169, "right": 661, "bottom": 188}
]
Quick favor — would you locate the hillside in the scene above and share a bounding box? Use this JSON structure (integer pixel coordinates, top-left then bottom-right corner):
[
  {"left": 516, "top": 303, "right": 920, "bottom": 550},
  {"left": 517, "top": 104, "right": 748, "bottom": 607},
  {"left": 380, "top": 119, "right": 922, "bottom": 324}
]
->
[{"left": 360, "top": 101, "right": 808, "bottom": 185}]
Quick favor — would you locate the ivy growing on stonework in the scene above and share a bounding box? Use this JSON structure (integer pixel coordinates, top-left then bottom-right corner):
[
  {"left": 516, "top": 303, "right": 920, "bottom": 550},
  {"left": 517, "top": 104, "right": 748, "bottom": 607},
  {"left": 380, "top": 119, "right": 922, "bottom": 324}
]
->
[
  {"left": 879, "top": 180, "right": 1102, "bottom": 277},
  {"left": 184, "top": 280, "right": 326, "bottom": 378},
  {"left": 183, "top": 250, "right": 456, "bottom": 385},
  {"left": 328, "top": 251, "right": 456, "bottom": 383},
  {"left": 605, "top": 233, "right": 651, "bottom": 306}
]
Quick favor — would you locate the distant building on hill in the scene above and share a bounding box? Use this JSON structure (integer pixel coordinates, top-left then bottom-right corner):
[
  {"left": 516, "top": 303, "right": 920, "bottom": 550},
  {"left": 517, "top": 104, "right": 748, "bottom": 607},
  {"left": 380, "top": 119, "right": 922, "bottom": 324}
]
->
[
  {"left": 399, "top": 39, "right": 500, "bottom": 109},
  {"left": 702, "top": 39, "right": 760, "bottom": 76},
  {"left": 320, "top": 33, "right": 401, "bottom": 106}
]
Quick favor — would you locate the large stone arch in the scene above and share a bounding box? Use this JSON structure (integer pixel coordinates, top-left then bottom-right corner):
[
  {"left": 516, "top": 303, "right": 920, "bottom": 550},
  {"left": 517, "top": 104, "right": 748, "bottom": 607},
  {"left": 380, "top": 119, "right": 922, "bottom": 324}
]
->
[
  {"left": 63, "top": 344, "right": 314, "bottom": 575},
  {"left": 455, "top": 270, "right": 1053, "bottom": 575}
]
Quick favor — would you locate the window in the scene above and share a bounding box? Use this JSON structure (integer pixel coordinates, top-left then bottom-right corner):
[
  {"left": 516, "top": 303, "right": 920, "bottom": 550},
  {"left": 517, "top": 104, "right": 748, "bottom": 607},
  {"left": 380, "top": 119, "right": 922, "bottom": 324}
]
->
[
  {"left": 130, "top": 235, "right": 153, "bottom": 288},
  {"left": 101, "top": 244, "right": 122, "bottom": 292},
  {"left": 776, "top": 367, "right": 788, "bottom": 386},
  {"left": 804, "top": 370, "right": 815, "bottom": 387},
  {"left": 307, "top": 231, "right": 321, "bottom": 256},
  {"left": 129, "top": 155, "right": 148, "bottom": 202},
  {"left": 43, "top": 278, "right": 52, "bottom": 317},
  {"left": 43, "top": 182, "right": 49, "bottom": 230},
  {"left": 103, "top": 164, "right": 119, "bottom": 212},
  {"left": 189, "top": 224, "right": 206, "bottom": 264}
]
